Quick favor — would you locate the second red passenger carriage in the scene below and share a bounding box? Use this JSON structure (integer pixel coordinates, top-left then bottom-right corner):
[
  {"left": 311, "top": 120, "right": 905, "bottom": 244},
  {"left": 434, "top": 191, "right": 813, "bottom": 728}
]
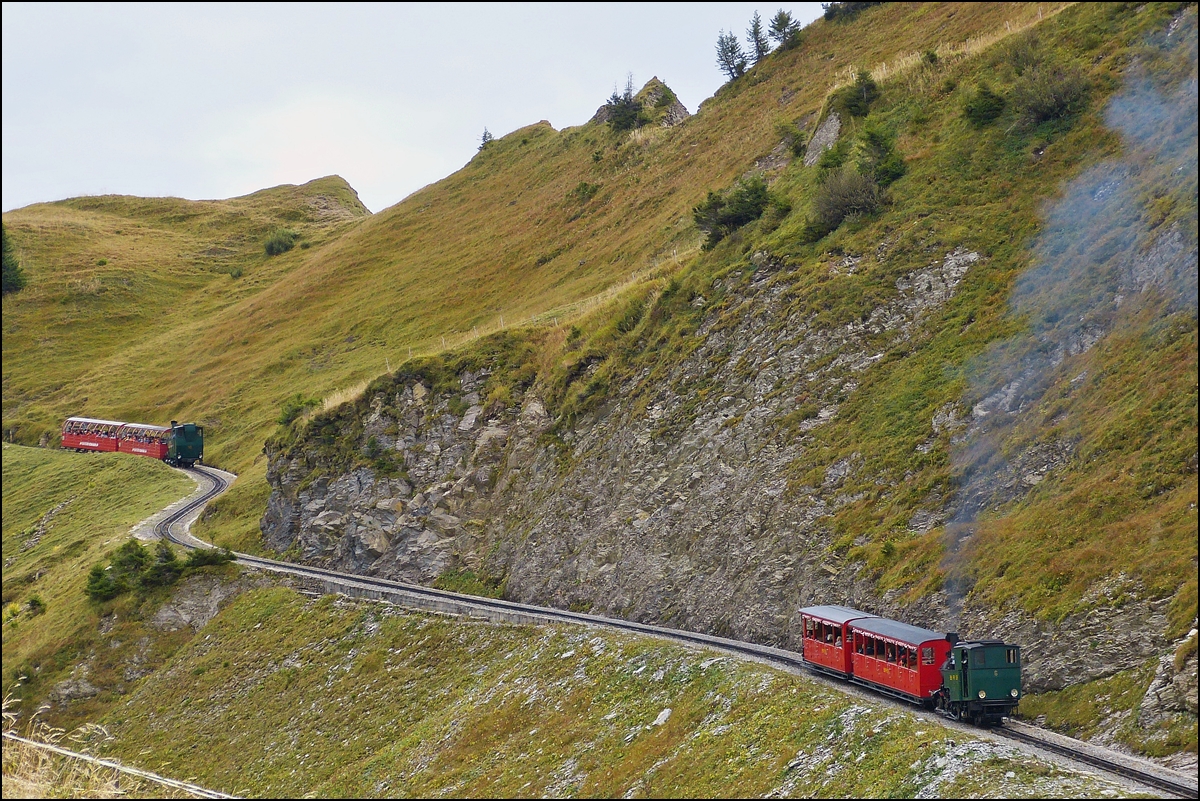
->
[{"left": 800, "top": 605, "right": 954, "bottom": 706}]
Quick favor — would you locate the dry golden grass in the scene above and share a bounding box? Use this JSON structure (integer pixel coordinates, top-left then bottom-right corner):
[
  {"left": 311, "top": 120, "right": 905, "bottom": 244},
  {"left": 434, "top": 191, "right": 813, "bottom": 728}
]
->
[{"left": 2, "top": 696, "right": 195, "bottom": 799}]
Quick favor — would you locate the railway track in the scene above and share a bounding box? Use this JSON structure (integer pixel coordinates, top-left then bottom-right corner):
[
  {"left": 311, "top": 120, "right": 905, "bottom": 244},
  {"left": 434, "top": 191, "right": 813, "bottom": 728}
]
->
[
  {"left": 165, "top": 465, "right": 1198, "bottom": 799},
  {"left": 996, "top": 724, "right": 1198, "bottom": 799}
]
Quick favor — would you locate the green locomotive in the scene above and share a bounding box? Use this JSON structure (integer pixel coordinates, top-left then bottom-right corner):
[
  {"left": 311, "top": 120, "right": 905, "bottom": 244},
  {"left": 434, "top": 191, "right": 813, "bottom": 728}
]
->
[
  {"left": 936, "top": 637, "right": 1021, "bottom": 725},
  {"left": 166, "top": 420, "right": 204, "bottom": 467}
]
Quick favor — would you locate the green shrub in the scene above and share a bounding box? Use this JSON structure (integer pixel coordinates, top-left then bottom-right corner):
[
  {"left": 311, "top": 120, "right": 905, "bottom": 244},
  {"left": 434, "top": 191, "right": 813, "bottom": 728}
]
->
[
  {"left": 86, "top": 564, "right": 125, "bottom": 601},
  {"left": 141, "top": 542, "right": 183, "bottom": 587},
  {"left": 1011, "top": 65, "right": 1090, "bottom": 125},
  {"left": 111, "top": 539, "right": 151, "bottom": 575},
  {"left": 568, "top": 182, "right": 602, "bottom": 203},
  {"left": 1004, "top": 30, "right": 1043, "bottom": 77},
  {"left": 1, "top": 223, "right": 26, "bottom": 295},
  {"left": 96, "top": 258, "right": 108, "bottom": 266},
  {"left": 832, "top": 70, "right": 880, "bottom": 118},
  {"left": 693, "top": 176, "right": 774, "bottom": 248},
  {"left": 229, "top": 266, "right": 244, "bottom": 279},
  {"left": 278, "top": 393, "right": 320, "bottom": 425},
  {"left": 823, "top": 2, "right": 882, "bottom": 22},
  {"left": 963, "top": 84, "right": 1008, "bottom": 127},
  {"left": 264, "top": 228, "right": 298, "bottom": 256},
  {"left": 810, "top": 170, "right": 882, "bottom": 236},
  {"left": 854, "top": 125, "right": 906, "bottom": 187},
  {"left": 25, "top": 595, "right": 45, "bottom": 616},
  {"left": 185, "top": 547, "right": 236, "bottom": 568}
]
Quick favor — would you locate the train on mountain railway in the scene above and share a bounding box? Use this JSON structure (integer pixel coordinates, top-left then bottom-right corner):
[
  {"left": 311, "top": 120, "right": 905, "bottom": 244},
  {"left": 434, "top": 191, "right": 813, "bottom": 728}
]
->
[
  {"left": 61, "top": 417, "right": 204, "bottom": 467},
  {"left": 799, "top": 605, "right": 1021, "bottom": 726}
]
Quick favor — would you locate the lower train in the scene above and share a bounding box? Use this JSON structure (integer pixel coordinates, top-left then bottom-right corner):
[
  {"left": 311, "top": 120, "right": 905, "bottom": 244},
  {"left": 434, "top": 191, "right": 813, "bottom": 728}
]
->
[
  {"left": 799, "top": 604, "right": 1021, "bottom": 726},
  {"left": 61, "top": 417, "right": 204, "bottom": 467}
]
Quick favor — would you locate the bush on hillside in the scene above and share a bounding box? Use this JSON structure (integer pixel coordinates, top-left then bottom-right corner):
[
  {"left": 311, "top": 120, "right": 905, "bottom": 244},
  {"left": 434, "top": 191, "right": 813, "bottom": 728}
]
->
[
  {"left": 693, "top": 176, "right": 773, "bottom": 248},
  {"left": 1011, "top": 65, "right": 1090, "bottom": 125},
  {"left": 185, "top": 547, "right": 236, "bottom": 568},
  {"left": 1003, "top": 30, "right": 1043, "bottom": 77},
  {"left": 278, "top": 393, "right": 320, "bottom": 425},
  {"left": 2, "top": 223, "right": 26, "bottom": 295},
  {"left": 264, "top": 228, "right": 298, "bottom": 256},
  {"left": 140, "top": 542, "right": 183, "bottom": 587},
  {"left": 854, "top": 125, "right": 906, "bottom": 187},
  {"left": 832, "top": 70, "right": 880, "bottom": 118},
  {"left": 85, "top": 539, "right": 234, "bottom": 602},
  {"left": 805, "top": 170, "right": 882, "bottom": 240},
  {"left": 963, "top": 84, "right": 1008, "bottom": 127},
  {"left": 823, "top": 2, "right": 882, "bottom": 22},
  {"left": 604, "top": 76, "right": 649, "bottom": 132}
]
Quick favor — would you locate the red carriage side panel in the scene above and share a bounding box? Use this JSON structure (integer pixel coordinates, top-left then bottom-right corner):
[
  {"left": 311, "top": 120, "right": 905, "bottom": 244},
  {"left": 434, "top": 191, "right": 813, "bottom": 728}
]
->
[
  {"left": 61, "top": 417, "right": 124, "bottom": 453},
  {"left": 849, "top": 617, "right": 951, "bottom": 701},
  {"left": 117, "top": 423, "right": 170, "bottom": 460},
  {"left": 799, "top": 605, "right": 879, "bottom": 676}
]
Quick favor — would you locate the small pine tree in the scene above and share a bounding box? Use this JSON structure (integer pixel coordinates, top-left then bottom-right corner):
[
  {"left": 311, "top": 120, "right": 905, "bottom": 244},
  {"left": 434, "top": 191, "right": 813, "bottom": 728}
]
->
[
  {"left": 768, "top": 9, "right": 800, "bottom": 46},
  {"left": 479, "top": 127, "right": 494, "bottom": 150},
  {"left": 747, "top": 12, "right": 770, "bottom": 65},
  {"left": 2, "top": 223, "right": 26, "bottom": 295},
  {"left": 715, "top": 30, "right": 747, "bottom": 81}
]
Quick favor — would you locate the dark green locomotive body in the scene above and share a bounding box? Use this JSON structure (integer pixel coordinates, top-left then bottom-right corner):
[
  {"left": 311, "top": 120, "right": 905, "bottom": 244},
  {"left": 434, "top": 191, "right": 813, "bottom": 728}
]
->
[
  {"left": 166, "top": 420, "right": 203, "bottom": 467},
  {"left": 937, "top": 639, "right": 1021, "bottom": 725}
]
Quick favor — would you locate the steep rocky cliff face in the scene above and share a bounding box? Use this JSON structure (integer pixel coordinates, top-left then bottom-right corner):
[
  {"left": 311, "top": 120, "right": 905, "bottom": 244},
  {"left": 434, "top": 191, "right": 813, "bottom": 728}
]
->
[{"left": 262, "top": 231, "right": 1194, "bottom": 706}]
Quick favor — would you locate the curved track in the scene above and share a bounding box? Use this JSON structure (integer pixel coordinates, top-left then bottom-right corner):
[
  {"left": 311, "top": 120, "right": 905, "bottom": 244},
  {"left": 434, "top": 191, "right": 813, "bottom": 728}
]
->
[
  {"left": 154, "top": 465, "right": 229, "bottom": 547},
  {"left": 167, "top": 465, "right": 1198, "bottom": 798}
]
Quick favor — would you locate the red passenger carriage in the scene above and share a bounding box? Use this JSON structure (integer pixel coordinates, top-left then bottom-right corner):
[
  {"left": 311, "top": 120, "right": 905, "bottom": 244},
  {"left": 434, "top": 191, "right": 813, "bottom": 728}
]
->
[
  {"left": 116, "top": 423, "right": 170, "bottom": 460},
  {"left": 61, "top": 417, "right": 123, "bottom": 453},
  {"left": 799, "top": 605, "right": 878, "bottom": 676},
  {"left": 848, "top": 617, "right": 952, "bottom": 703}
]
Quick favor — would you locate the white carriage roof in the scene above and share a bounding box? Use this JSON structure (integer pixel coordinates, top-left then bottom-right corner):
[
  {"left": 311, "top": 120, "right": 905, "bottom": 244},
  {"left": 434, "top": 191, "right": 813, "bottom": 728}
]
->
[
  {"left": 799, "top": 605, "right": 878, "bottom": 625},
  {"left": 852, "top": 616, "right": 946, "bottom": 645}
]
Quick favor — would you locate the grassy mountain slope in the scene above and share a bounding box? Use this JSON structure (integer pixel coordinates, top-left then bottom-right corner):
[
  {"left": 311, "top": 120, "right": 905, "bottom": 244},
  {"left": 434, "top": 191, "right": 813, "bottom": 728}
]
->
[
  {"left": 96, "top": 587, "right": 1123, "bottom": 798},
  {"left": 3, "top": 2, "right": 1066, "bottom": 477},
  {"left": 1, "top": 444, "right": 193, "bottom": 721}
]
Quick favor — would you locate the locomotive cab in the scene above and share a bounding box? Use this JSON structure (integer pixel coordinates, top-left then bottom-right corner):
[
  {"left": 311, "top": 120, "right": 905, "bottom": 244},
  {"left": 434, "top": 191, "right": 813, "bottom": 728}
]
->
[
  {"left": 937, "top": 638, "right": 1021, "bottom": 726},
  {"left": 166, "top": 421, "right": 204, "bottom": 467}
]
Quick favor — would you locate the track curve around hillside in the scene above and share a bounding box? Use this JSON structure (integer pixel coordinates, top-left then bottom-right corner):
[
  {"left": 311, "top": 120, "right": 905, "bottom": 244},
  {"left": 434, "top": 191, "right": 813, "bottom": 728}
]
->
[{"left": 165, "top": 465, "right": 1197, "bottom": 799}]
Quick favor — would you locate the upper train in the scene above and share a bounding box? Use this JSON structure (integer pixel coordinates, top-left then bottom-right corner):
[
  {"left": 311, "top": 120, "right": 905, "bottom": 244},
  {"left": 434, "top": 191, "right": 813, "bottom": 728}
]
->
[
  {"left": 799, "top": 604, "right": 1021, "bottom": 726},
  {"left": 61, "top": 417, "right": 204, "bottom": 467}
]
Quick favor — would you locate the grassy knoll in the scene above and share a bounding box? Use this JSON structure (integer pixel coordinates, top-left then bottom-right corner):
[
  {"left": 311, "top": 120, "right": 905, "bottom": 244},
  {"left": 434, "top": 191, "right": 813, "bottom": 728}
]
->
[
  {"left": 98, "top": 587, "right": 1126, "bottom": 799},
  {"left": 1, "top": 444, "right": 194, "bottom": 724}
]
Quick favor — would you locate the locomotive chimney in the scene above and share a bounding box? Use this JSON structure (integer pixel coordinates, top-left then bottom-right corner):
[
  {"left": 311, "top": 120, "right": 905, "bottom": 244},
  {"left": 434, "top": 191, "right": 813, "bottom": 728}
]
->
[
  {"left": 171, "top": 420, "right": 178, "bottom": 427},
  {"left": 946, "top": 633, "right": 959, "bottom": 646}
]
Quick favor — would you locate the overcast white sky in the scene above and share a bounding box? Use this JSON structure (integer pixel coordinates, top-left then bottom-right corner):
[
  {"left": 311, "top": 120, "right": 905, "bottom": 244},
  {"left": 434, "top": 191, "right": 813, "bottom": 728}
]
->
[{"left": 2, "top": 2, "right": 825, "bottom": 214}]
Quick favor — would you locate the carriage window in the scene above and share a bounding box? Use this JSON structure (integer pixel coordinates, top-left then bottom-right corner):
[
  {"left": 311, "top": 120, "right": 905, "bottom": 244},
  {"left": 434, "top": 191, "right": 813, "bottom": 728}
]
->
[
  {"left": 921, "top": 647, "right": 935, "bottom": 665},
  {"left": 897, "top": 646, "right": 909, "bottom": 668},
  {"left": 885, "top": 643, "right": 896, "bottom": 662},
  {"left": 1006, "top": 648, "right": 1018, "bottom": 664},
  {"left": 855, "top": 634, "right": 864, "bottom": 654}
]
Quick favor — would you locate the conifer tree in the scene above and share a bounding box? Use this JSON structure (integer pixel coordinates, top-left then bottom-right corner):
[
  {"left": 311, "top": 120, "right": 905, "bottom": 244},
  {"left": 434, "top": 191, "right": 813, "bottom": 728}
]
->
[
  {"left": 769, "top": 9, "right": 800, "bottom": 46},
  {"left": 479, "top": 127, "right": 494, "bottom": 150},
  {"left": 747, "top": 11, "right": 770, "bottom": 64},
  {"left": 2, "top": 223, "right": 25, "bottom": 295},
  {"left": 715, "top": 30, "right": 747, "bottom": 81}
]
